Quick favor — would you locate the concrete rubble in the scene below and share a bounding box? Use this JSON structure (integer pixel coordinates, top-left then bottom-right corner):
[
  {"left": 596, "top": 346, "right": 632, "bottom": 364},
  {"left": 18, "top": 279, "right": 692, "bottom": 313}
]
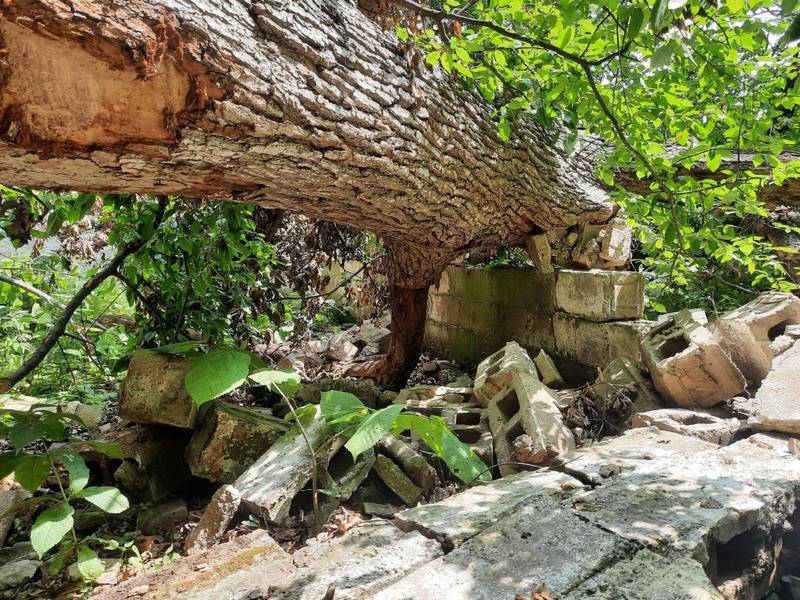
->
[
  {"left": 631, "top": 408, "right": 741, "bottom": 445},
  {"left": 641, "top": 308, "right": 746, "bottom": 407},
  {"left": 555, "top": 269, "right": 645, "bottom": 322},
  {"left": 752, "top": 342, "right": 800, "bottom": 435},
  {"left": 184, "top": 485, "right": 241, "bottom": 555}
]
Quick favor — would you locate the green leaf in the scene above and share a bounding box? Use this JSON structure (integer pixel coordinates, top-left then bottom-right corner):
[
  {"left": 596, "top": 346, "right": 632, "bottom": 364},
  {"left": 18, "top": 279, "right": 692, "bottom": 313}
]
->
[
  {"left": 76, "top": 545, "right": 105, "bottom": 581},
  {"left": 78, "top": 486, "right": 129, "bottom": 514},
  {"left": 344, "top": 405, "right": 404, "bottom": 458},
  {"left": 10, "top": 419, "right": 48, "bottom": 450},
  {"left": 55, "top": 451, "right": 89, "bottom": 494},
  {"left": 30, "top": 502, "right": 74, "bottom": 557},
  {"left": 0, "top": 452, "right": 19, "bottom": 480},
  {"left": 498, "top": 117, "right": 511, "bottom": 141},
  {"left": 14, "top": 454, "right": 51, "bottom": 492},
  {"left": 650, "top": 40, "right": 677, "bottom": 69},
  {"left": 248, "top": 369, "right": 302, "bottom": 399},
  {"left": 725, "top": 0, "right": 744, "bottom": 13},
  {"left": 626, "top": 8, "right": 645, "bottom": 42},
  {"left": 320, "top": 391, "right": 368, "bottom": 434},
  {"left": 650, "top": 0, "right": 668, "bottom": 31},
  {"left": 783, "top": 0, "right": 798, "bottom": 13},
  {"left": 78, "top": 441, "right": 124, "bottom": 460},
  {"left": 185, "top": 350, "right": 251, "bottom": 406},
  {"left": 784, "top": 13, "right": 800, "bottom": 42},
  {"left": 392, "top": 413, "right": 490, "bottom": 484},
  {"left": 152, "top": 341, "right": 205, "bottom": 355}
]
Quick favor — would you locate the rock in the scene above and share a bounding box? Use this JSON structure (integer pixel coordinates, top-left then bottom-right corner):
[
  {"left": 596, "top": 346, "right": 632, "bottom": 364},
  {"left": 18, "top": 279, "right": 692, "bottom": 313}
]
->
[
  {"left": 0, "top": 489, "right": 31, "bottom": 547},
  {"left": 525, "top": 233, "right": 553, "bottom": 274},
  {"left": 379, "top": 436, "right": 439, "bottom": 494},
  {"left": 533, "top": 349, "right": 565, "bottom": 388},
  {"left": 641, "top": 309, "right": 745, "bottom": 408},
  {"left": 74, "top": 508, "right": 108, "bottom": 532},
  {"left": 554, "top": 313, "right": 653, "bottom": 369},
  {"left": 315, "top": 445, "right": 375, "bottom": 524},
  {"left": 563, "top": 548, "right": 723, "bottom": 600},
  {"left": 353, "top": 321, "right": 390, "bottom": 352},
  {"left": 184, "top": 485, "right": 241, "bottom": 555},
  {"left": 395, "top": 470, "right": 582, "bottom": 548},
  {"left": 295, "top": 378, "right": 381, "bottom": 408},
  {"left": 0, "top": 543, "right": 34, "bottom": 565},
  {"left": 657, "top": 308, "right": 709, "bottom": 325},
  {"left": 752, "top": 343, "right": 800, "bottom": 434},
  {"left": 473, "top": 341, "right": 537, "bottom": 407},
  {"left": 119, "top": 352, "right": 197, "bottom": 429},
  {"left": 285, "top": 521, "right": 443, "bottom": 600},
  {"left": 187, "top": 402, "right": 290, "bottom": 483},
  {"left": 487, "top": 370, "right": 574, "bottom": 476},
  {"left": 137, "top": 499, "right": 188, "bottom": 535},
  {"left": 373, "top": 455, "right": 423, "bottom": 505},
  {"left": 631, "top": 409, "right": 740, "bottom": 445},
  {"left": 361, "top": 502, "right": 398, "bottom": 518},
  {"left": 67, "top": 557, "right": 122, "bottom": 582},
  {"left": 233, "top": 408, "right": 334, "bottom": 523},
  {"left": 0, "top": 559, "right": 40, "bottom": 590},
  {"left": 375, "top": 500, "right": 629, "bottom": 600},
  {"left": 555, "top": 269, "right": 645, "bottom": 322},
  {"left": 113, "top": 426, "right": 193, "bottom": 503},
  {"left": 598, "top": 217, "right": 633, "bottom": 267},
  {"left": 0, "top": 395, "right": 102, "bottom": 430},
  {"left": 65, "top": 401, "right": 104, "bottom": 430},
  {"left": 710, "top": 291, "right": 800, "bottom": 384}
]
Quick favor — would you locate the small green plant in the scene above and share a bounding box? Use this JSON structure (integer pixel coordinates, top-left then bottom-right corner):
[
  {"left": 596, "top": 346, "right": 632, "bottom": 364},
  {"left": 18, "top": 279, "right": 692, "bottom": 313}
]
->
[
  {"left": 178, "top": 347, "right": 491, "bottom": 487},
  {"left": 0, "top": 406, "right": 127, "bottom": 580}
]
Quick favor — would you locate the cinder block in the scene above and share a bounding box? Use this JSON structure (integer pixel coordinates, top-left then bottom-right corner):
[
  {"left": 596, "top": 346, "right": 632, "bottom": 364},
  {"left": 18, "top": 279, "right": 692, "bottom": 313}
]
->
[
  {"left": 473, "top": 342, "right": 538, "bottom": 407},
  {"left": 525, "top": 233, "right": 553, "bottom": 274},
  {"left": 119, "top": 352, "right": 197, "bottom": 429},
  {"left": 555, "top": 269, "right": 645, "bottom": 322},
  {"left": 709, "top": 291, "right": 800, "bottom": 384},
  {"left": 487, "top": 371, "right": 575, "bottom": 476},
  {"left": 571, "top": 218, "right": 632, "bottom": 269},
  {"left": 533, "top": 349, "right": 565, "bottom": 388},
  {"left": 641, "top": 309, "right": 745, "bottom": 408},
  {"left": 554, "top": 313, "right": 653, "bottom": 369}
]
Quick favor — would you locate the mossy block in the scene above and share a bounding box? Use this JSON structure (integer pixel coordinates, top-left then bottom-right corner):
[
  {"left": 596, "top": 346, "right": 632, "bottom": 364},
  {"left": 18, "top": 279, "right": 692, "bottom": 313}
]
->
[{"left": 373, "top": 455, "right": 423, "bottom": 506}]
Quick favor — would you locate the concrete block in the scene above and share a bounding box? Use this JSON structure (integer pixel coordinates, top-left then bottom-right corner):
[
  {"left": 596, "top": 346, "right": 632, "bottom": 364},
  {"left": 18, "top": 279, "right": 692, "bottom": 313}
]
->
[
  {"left": 233, "top": 408, "right": 334, "bottom": 524},
  {"left": 487, "top": 370, "right": 575, "bottom": 476},
  {"left": 373, "top": 454, "right": 422, "bottom": 505},
  {"left": 710, "top": 291, "right": 800, "bottom": 384},
  {"left": 473, "top": 341, "right": 537, "bottom": 406},
  {"left": 187, "top": 402, "right": 290, "bottom": 483},
  {"left": 533, "top": 349, "right": 565, "bottom": 388},
  {"left": 379, "top": 435, "right": 439, "bottom": 494},
  {"left": 571, "top": 218, "right": 632, "bottom": 269},
  {"left": 525, "top": 233, "right": 553, "bottom": 274},
  {"left": 119, "top": 352, "right": 197, "bottom": 429},
  {"left": 641, "top": 309, "right": 745, "bottom": 408},
  {"left": 184, "top": 485, "right": 241, "bottom": 555},
  {"left": 554, "top": 313, "right": 653, "bottom": 368},
  {"left": 592, "top": 357, "right": 661, "bottom": 412},
  {"left": 555, "top": 269, "right": 645, "bottom": 322},
  {"left": 631, "top": 409, "right": 740, "bottom": 445},
  {"left": 752, "top": 343, "right": 800, "bottom": 435}
]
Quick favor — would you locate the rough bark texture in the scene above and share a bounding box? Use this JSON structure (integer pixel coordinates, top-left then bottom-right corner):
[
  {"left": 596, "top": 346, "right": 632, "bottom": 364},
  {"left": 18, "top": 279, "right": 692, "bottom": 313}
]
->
[{"left": 0, "top": 0, "right": 612, "bottom": 380}]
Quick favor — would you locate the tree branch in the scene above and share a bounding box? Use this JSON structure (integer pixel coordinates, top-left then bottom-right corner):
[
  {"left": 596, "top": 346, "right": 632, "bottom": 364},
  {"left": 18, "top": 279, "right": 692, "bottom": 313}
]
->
[{"left": 0, "top": 197, "right": 169, "bottom": 393}]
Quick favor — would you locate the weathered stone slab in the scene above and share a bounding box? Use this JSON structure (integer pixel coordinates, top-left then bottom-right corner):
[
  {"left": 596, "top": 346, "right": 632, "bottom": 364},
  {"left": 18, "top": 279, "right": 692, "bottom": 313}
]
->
[
  {"left": 752, "top": 343, "right": 800, "bottom": 435},
  {"left": 233, "top": 409, "right": 334, "bottom": 523},
  {"left": 184, "top": 485, "right": 241, "bottom": 555},
  {"left": 554, "top": 313, "right": 653, "bottom": 368},
  {"left": 641, "top": 309, "right": 745, "bottom": 408},
  {"left": 395, "top": 470, "right": 583, "bottom": 547},
  {"left": 487, "top": 370, "right": 575, "bottom": 476},
  {"left": 710, "top": 291, "right": 800, "bottom": 384},
  {"left": 92, "top": 530, "right": 296, "bottom": 600},
  {"left": 282, "top": 521, "right": 443, "bottom": 600},
  {"left": 563, "top": 548, "right": 723, "bottom": 600},
  {"left": 187, "top": 402, "right": 290, "bottom": 483},
  {"left": 558, "top": 427, "right": 717, "bottom": 486},
  {"left": 374, "top": 501, "right": 631, "bottom": 600},
  {"left": 555, "top": 269, "right": 645, "bottom": 322},
  {"left": 118, "top": 352, "right": 197, "bottom": 429},
  {"left": 631, "top": 409, "right": 740, "bottom": 445},
  {"left": 572, "top": 434, "right": 800, "bottom": 572}
]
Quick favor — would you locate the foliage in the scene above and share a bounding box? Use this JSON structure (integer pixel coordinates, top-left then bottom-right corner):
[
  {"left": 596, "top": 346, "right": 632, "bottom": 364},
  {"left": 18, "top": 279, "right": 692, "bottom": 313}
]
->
[
  {"left": 400, "top": 0, "right": 800, "bottom": 314},
  {"left": 0, "top": 406, "right": 127, "bottom": 580},
  {"left": 320, "top": 390, "right": 491, "bottom": 484}
]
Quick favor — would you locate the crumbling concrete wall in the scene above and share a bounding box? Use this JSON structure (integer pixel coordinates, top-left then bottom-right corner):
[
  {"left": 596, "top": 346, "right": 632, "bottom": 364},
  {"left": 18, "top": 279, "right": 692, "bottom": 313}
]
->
[{"left": 424, "top": 267, "right": 653, "bottom": 379}]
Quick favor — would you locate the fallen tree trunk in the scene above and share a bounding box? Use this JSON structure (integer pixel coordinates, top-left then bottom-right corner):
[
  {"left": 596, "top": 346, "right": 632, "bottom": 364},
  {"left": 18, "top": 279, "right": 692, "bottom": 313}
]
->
[{"left": 0, "top": 0, "right": 611, "bottom": 383}]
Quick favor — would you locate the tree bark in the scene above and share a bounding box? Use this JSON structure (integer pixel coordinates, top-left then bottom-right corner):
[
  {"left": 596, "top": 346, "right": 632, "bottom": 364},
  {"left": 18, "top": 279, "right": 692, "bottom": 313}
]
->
[{"left": 0, "top": 0, "right": 612, "bottom": 381}]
